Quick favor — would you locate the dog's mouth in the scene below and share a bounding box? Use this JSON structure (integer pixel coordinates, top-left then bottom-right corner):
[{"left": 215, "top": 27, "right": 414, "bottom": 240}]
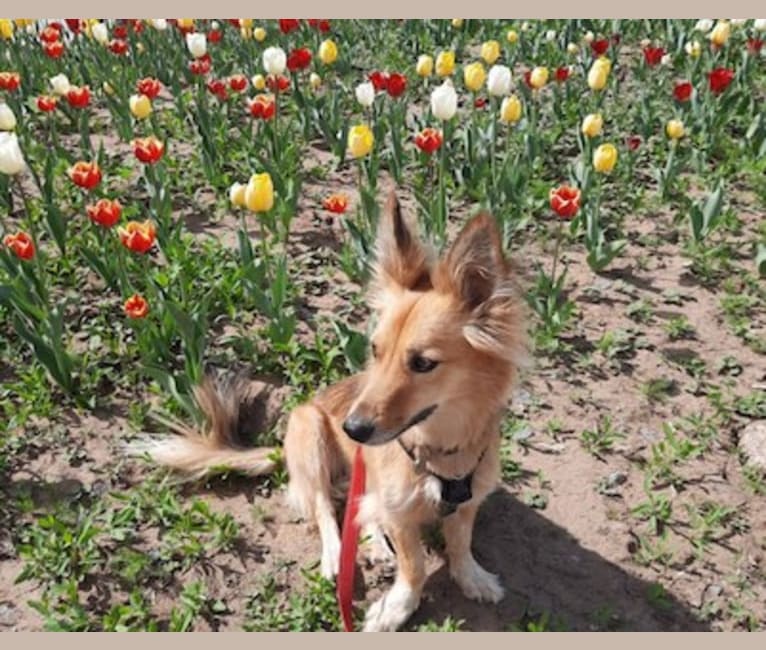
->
[{"left": 362, "top": 404, "right": 439, "bottom": 446}]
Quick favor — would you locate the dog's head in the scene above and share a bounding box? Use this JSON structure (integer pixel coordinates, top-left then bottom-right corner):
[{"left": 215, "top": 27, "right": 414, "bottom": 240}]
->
[{"left": 342, "top": 191, "right": 526, "bottom": 447}]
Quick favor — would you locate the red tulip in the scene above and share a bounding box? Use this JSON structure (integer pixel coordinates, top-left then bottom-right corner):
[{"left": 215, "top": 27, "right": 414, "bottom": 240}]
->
[
  {"left": 37, "top": 95, "right": 58, "bottom": 112},
  {"left": 0, "top": 72, "right": 21, "bottom": 92},
  {"left": 132, "top": 136, "right": 165, "bottom": 164},
  {"left": 87, "top": 199, "right": 122, "bottom": 227},
  {"left": 549, "top": 185, "right": 581, "bottom": 220},
  {"left": 189, "top": 54, "right": 212, "bottom": 75},
  {"left": 522, "top": 70, "right": 533, "bottom": 88},
  {"left": 3, "top": 232, "right": 35, "bottom": 261},
  {"left": 414, "top": 127, "right": 443, "bottom": 154},
  {"left": 369, "top": 70, "right": 388, "bottom": 91},
  {"left": 40, "top": 26, "right": 61, "bottom": 43},
  {"left": 474, "top": 96, "right": 487, "bottom": 108},
  {"left": 109, "top": 39, "right": 129, "bottom": 55},
  {"left": 43, "top": 41, "right": 65, "bottom": 59},
  {"left": 229, "top": 74, "right": 248, "bottom": 92},
  {"left": 555, "top": 66, "right": 571, "bottom": 83},
  {"left": 65, "top": 19, "right": 84, "bottom": 33},
  {"left": 113, "top": 24, "right": 128, "bottom": 39},
  {"left": 708, "top": 67, "right": 734, "bottom": 95},
  {"left": 279, "top": 19, "right": 300, "bottom": 34},
  {"left": 124, "top": 294, "right": 150, "bottom": 319},
  {"left": 673, "top": 81, "right": 693, "bottom": 102},
  {"left": 266, "top": 74, "right": 290, "bottom": 92},
  {"left": 643, "top": 46, "right": 665, "bottom": 66},
  {"left": 625, "top": 135, "right": 642, "bottom": 151},
  {"left": 68, "top": 161, "right": 102, "bottom": 190},
  {"left": 386, "top": 73, "right": 407, "bottom": 98},
  {"left": 119, "top": 220, "right": 156, "bottom": 254},
  {"left": 322, "top": 193, "right": 348, "bottom": 213},
  {"left": 287, "top": 47, "right": 312, "bottom": 72},
  {"left": 208, "top": 29, "right": 222, "bottom": 43},
  {"left": 66, "top": 86, "right": 91, "bottom": 108},
  {"left": 591, "top": 39, "right": 609, "bottom": 56},
  {"left": 207, "top": 78, "right": 228, "bottom": 100},
  {"left": 747, "top": 38, "right": 763, "bottom": 54},
  {"left": 136, "top": 77, "right": 161, "bottom": 99},
  {"left": 248, "top": 94, "right": 276, "bottom": 120}
]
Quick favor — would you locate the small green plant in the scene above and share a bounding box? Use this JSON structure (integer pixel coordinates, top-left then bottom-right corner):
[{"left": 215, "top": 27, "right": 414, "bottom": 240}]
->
[
  {"left": 416, "top": 616, "right": 465, "bottom": 631},
  {"left": 580, "top": 416, "right": 625, "bottom": 458},
  {"left": 664, "top": 315, "right": 695, "bottom": 341},
  {"left": 631, "top": 477, "right": 673, "bottom": 535},
  {"left": 641, "top": 377, "right": 677, "bottom": 404}
]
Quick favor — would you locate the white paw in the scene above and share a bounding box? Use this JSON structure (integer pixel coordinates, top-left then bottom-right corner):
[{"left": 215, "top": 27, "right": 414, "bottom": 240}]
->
[
  {"left": 450, "top": 556, "right": 505, "bottom": 603},
  {"left": 320, "top": 533, "right": 340, "bottom": 579},
  {"left": 363, "top": 581, "right": 420, "bottom": 632}
]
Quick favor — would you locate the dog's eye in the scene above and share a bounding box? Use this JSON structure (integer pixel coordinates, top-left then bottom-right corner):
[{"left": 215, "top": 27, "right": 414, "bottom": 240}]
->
[{"left": 409, "top": 353, "right": 439, "bottom": 374}]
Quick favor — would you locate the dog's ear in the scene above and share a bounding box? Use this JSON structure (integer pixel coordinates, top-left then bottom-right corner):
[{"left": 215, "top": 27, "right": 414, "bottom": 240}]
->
[
  {"left": 435, "top": 212, "right": 506, "bottom": 309},
  {"left": 372, "top": 191, "right": 431, "bottom": 292}
]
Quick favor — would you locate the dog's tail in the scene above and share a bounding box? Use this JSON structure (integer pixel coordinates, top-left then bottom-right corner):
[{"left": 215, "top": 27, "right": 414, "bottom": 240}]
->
[{"left": 125, "top": 375, "right": 279, "bottom": 480}]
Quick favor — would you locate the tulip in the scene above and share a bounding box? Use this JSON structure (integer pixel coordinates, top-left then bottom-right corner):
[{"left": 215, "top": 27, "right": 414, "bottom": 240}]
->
[
  {"left": 87, "top": 198, "right": 122, "bottom": 227},
  {"left": 149, "top": 19, "right": 168, "bottom": 30},
  {"left": 310, "top": 73, "right": 322, "bottom": 90},
  {"left": 186, "top": 32, "right": 207, "bottom": 58},
  {"left": 709, "top": 20, "right": 731, "bottom": 46},
  {"left": 124, "top": 294, "right": 149, "bottom": 319},
  {"left": 684, "top": 40, "right": 702, "bottom": 57},
  {"left": 229, "top": 75, "right": 248, "bottom": 92},
  {"left": 529, "top": 66, "right": 549, "bottom": 90},
  {"left": 584, "top": 31, "right": 595, "bottom": 43},
  {"left": 252, "top": 74, "right": 266, "bottom": 91},
  {"left": 137, "top": 77, "right": 161, "bottom": 99},
  {"left": 248, "top": 94, "right": 276, "bottom": 120},
  {"left": 695, "top": 18, "right": 714, "bottom": 32},
  {"left": 91, "top": 21, "right": 108, "bottom": 44},
  {"left": 666, "top": 119, "right": 685, "bottom": 140},
  {"left": 37, "top": 95, "right": 57, "bottom": 112},
  {"left": 263, "top": 46, "right": 287, "bottom": 75},
  {"left": 506, "top": 29, "right": 518, "bottom": 44},
  {"left": 323, "top": 194, "right": 349, "bottom": 214},
  {"left": 347, "top": 124, "right": 374, "bottom": 159},
  {"left": 431, "top": 80, "right": 457, "bottom": 120},
  {"left": 229, "top": 182, "right": 246, "bottom": 207},
  {"left": 463, "top": 62, "right": 486, "bottom": 92},
  {"left": 487, "top": 65, "right": 511, "bottom": 96},
  {"left": 673, "top": 81, "right": 693, "bottom": 102},
  {"left": 435, "top": 50, "right": 455, "bottom": 77},
  {"left": 588, "top": 58, "right": 610, "bottom": 91},
  {"left": 319, "top": 39, "right": 338, "bottom": 65},
  {"left": 129, "top": 94, "right": 152, "bottom": 120},
  {"left": 3, "top": 232, "right": 35, "bottom": 260},
  {"left": 593, "top": 143, "right": 618, "bottom": 173},
  {"left": 68, "top": 161, "right": 101, "bottom": 189},
  {"left": 245, "top": 172, "right": 275, "bottom": 212},
  {"left": 416, "top": 55, "right": 433, "bottom": 77},
  {"left": 500, "top": 95, "right": 522, "bottom": 123},
  {"left": 546, "top": 30, "right": 557, "bottom": 42},
  {"left": 0, "top": 103, "right": 16, "bottom": 131},
  {"left": 287, "top": 48, "right": 312, "bottom": 72},
  {"left": 50, "top": 73, "right": 71, "bottom": 96},
  {"left": 414, "top": 127, "right": 443, "bottom": 154},
  {"left": 0, "top": 72, "right": 20, "bottom": 92},
  {"left": 386, "top": 73, "right": 407, "bottom": 98},
  {"left": 451, "top": 19, "right": 464, "bottom": 28},
  {"left": 708, "top": 67, "right": 735, "bottom": 94},
  {"left": 253, "top": 27, "right": 266, "bottom": 42},
  {"left": 567, "top": 42, "right": 579, "bottom": 55},
  {"left": 0, "top": 132, "right": 25, "bottom": 175},
  {"left": 267, "top": 75, "right": 289, "bottom": 92},
  {"left": 755, "top": 19, "right": 766, "bottom": 31},
  {"left": 549, "top": 185, "right": 581, "bottom": 220},
  {"left": 119, "top": 220, "right": 156, "bottom": 254},
  {"left": 133, "top": 137, "right": 165, "bottom": 164},
  {"left": 581, "top": 113, "right": 603, "bottom": 138},
  {"left": 0, "top": 19, "right": 14, "bottom": 39},
  {"left": 480, "top": 40, "right": 501, "bottom": 65},
  {"left": 177, "top": 19, "right": 195, "bottom": 32},
  {"left": 355, "top": 81, "right": 375, "bottom": 108},
  {"left": 66, "top": 86, "right": 91, "bottom": 109}
]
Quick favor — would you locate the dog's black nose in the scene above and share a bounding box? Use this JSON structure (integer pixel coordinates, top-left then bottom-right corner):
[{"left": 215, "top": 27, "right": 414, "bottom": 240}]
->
[{"left": 342, "top": 415, "right": 376, "bottom": 442}]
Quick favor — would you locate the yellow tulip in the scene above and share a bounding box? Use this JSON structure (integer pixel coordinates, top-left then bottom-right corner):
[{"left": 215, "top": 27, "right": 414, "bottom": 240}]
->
[
  {"left": 581, "top": 113, "right": 603, "bottom": 138},
  {"left": 529, "top": 66, "right": 549, "bottom": 89},
  {"left": 129, "top": 94, "right": 152, "bottom": 120},
  {"left": 685, "top": 40, "right": 702, "bottom": 58},
  {"left": 319, "top": 39, "right": 338, "bottom": 65},
  {"left": 0, "top": 19, "right": 14, "bottom": 39},
  {"left": 240, "top": 27, "right": 252, "bottom": 40},
  {"left": 506, "top": 29, "right": 518, "bottom": 44},
  {"left": 500, "top": 95, "right": 522, "bottom": 123},
  {"left": 463, "top": 62, "right": 486, "bottom": 92},
  {"left": 229, "top": 182, "right": 247, "bottom": 207},
  {"left": 245, "top": 173, "right": 274, "bottom": 213},
  {"left": 14, "top": 19, "right": 34, "bottom": 28},
  {"left": 177, "top": 18, "right": 195, "bottom": 30},
  {"left": 347, "top": 124, "right": 374, "bottom": 159},
  {"left": 436, "top": 50, "right": 455, "bottom": 77},
  {"left": 593, "top": 143, "right": 618, "bottom": 173},
  {"left": 252, "top": 74, "right": 266, "bottom": 91},
  {"left": 310, "top": 73, "right": 322, "bottom": 90},
  {"left": 416, "top": 55, "right": 434, "bottom": 77},
  {"left": 451, "top": 19, "right": 464, "bottom": 29},
  {"left": 709, "top": 20, "right": 731, "bottom": 46},
  {"left": 666, "top": 119, "right": 685, "bottom": 140},
  {"left": 588, "top": 58, "right": 611, "bottom": 91},
  {"left": 253, "top": 27, "right": 266, "bottom": 42},
  {"left": 239, "top": 18, "right": 253, "bottom": 29},
  {"left": 103, "top": 81, "right": 115, "bottom": 95},
  {"left": 481, "top": 40, "right": 501, "bottom": 65}
]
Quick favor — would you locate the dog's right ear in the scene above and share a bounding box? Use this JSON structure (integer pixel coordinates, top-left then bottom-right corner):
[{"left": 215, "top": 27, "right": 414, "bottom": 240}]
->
[{"left": 372, "top": 191, "right": 431, "bottom": 293}]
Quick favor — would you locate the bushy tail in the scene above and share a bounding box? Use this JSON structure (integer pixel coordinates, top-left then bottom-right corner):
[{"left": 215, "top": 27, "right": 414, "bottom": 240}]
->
[{"left": 125, "top": 375, "right": 279, "bottom": 480}]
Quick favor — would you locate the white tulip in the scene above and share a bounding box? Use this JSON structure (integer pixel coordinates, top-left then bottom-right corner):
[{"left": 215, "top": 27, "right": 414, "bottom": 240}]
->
[
  {"left": 430, "top": 80, "right": 457, "bottom": 121},
  {"left": 50, "top": 73, "right": 71, "bottom": 96},
  {"left": 91, "top": 22, "right": 108, "bottom": 44},
  {"left": 0, "top": 103, "right": 16, "bottom": 131},
  {"left": 355, "top": 81, "right": 375, "bottom": 108},
  {"left": 545, "top": 30, "right": 556, "bottom": 42},
  {"left": 186, "top": 32, "right": 207, "bottom": 59},
  {"left": 521, "top": 21, "right": 531, "bottom": 32},
  {"left": 661, "top": 54, "right": 672, "bottom": 66},
  {"left": 695, "top": 18, "right": 714, "bottom": 32},
  {"left": 487, "top": 65, "right": 512, "bottom": 96},
  {"left": 754, "top": 19, "right": 766, "bottom": 31},
  {"left": 211, "top": 21, "right": 220, "bottom": 30},
  {"left": 0, "top": 132, "right": 26, "bottom": 175},
  {"left": 262, "top": 46, "right": 287, "bottom": 75},
  {"left": 583, "top": 30, "right": 595, "bottom": 43},
  {"left": 730, "top": 19, "right": 747, "bottom": 27},
  {"left": 567, "top": 42, "right": 579, "bottom": 55},
  {"left": 150, "top": 19, "right": 168, "bottom": 30}
]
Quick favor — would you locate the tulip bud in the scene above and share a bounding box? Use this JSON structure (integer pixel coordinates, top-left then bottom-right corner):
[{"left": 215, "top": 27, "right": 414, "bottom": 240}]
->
[
  {"left": 355, "top": 81, "right": 375, "bottom": 107},
  {"left": 435, "top": 50, "right": 455, "bottom": 77},
  {"left": 91, "top": 22, "right": 109, "bottom": 44},
  {"left": 500, "top": 95, "right": 522, "bottom": 123},
  {"left": 263, "top": 46, "right": 287, "bottom": 75},
  {"left": 319, "top": 39, "right": 338, "bottom": 65},
  {"left": 129, "top": 94, "right": 152, "bottom": 120},
  {"left": 431, "top": 80, "right": 457, "bottom": 120},
  {"left": 480, "top": 40, "right": 501, "bottom": 65},
  {"left": 588, "top": 58, "right": 610, "bottom": 91},
  {"left": 416, "top": 55, "right": 434, "bottom": 77},
  {"left": 666, "top": 119, "right": 685, "bottom": 140},
  {"left": 347, "top": 124, "right": 374, "bottom": 158},
  {"left": 253, "top": 27, "right": 266, "bottom": 42},
  {"left": 245, "top": 173, "right": 274, "bottom": 212},
  {"left": 506, "top": 29, "right": 518, "bottom": 44},
  {"left": 0, "top": 132, "right": 26, "bottom": 175},
  {"left": 593, "top": 143, "right": 618, "bottom": 173},
  {"left": 50, "top": 73, "right": 71, "bottom": 96},
  {"left": 487, "top": 65, "right": 511, "bottom": 96},
  {"left": 463, "top": 61, "right": 486, "bottom": 92},
  {"left": 0, "top": 103, "right": 17, "bottom": 130},
  {"left": 709, "top": 20, "right": 731, "bottom": 46},
  {"left": 529, "top": 66, "right": 549, "bottom": 89},
  {"left": 186, "top": 32, "right": 207, "bottom": 58},
  {"left": 581, "top": 113, "right": 603, "bottom": 138}
]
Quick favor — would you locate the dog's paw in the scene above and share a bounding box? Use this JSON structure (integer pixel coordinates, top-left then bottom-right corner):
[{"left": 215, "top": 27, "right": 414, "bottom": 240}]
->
[
  {"left": 320, "top": 535, "right": 340, "bottom": 579},
  {"left": 450, "top": 556, "right": 505, "bottom": 604},
  {"left": 362, "top": 581, "right": 420, "bottom": 632}
]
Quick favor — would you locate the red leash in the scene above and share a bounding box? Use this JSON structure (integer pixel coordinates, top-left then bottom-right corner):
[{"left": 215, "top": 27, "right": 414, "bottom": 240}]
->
[{"left": 337, "top": 446, "right": 366, "bottom": 632}]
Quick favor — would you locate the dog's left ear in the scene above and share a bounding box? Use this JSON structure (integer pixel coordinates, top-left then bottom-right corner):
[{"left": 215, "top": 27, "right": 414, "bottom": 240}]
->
[{"left": 436, "top": 213, "right": 507, "bottom": 309}]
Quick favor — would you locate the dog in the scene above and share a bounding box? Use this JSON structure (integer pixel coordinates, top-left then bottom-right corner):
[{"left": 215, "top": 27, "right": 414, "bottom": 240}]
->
[{"left": 129, "top": 191, "right": 527, "bottom": 631}]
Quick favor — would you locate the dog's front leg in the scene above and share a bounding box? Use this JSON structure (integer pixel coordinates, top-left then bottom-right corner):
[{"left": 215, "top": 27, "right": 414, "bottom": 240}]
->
[
  {"left": 363, "top": 524, "right": 425, "bottom": 632},
  {"left": 443, "top": 502, "right": 505, "bottom": 603}
]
